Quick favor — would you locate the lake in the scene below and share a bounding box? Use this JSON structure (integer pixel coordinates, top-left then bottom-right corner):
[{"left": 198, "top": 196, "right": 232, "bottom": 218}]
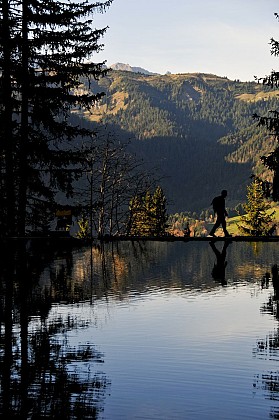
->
[{"left": 1, "top": 239, "right": 279, "bottom": 419}]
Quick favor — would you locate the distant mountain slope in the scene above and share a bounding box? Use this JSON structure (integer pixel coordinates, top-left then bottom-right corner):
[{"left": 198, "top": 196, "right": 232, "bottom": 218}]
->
[{"left": 78, "top": 70, "right": 279, "bottom": 213}]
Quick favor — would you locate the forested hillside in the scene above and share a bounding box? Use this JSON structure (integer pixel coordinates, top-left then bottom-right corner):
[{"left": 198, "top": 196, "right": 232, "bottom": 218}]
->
[{"left": 77, "top": 70, "right": 279, "bottom": 213}]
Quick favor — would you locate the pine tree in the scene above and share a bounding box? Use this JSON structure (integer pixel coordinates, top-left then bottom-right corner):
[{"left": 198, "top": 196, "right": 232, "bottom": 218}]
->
[
  {"left": 128, "top": 195, "right": 142, "bottom": 236},
  {"left": 129, "top": 193, "right": 151, "bottom": 236},
  {"left": 254, "top": 13, "right": 279, "bottom": 201},
  {"left": 152, "top": 186, "right": 168, "bottom": 236},
  {"left": 0, "top": 0, "right": 113, "bottom": 236},
  {"left": 0, "top": 0, "right": 19, "bottom": 235},
  {"left": 238, "top": 179, "right": 275, "bottom": 236},
  {"left": 129, "top": 186, "right": 168, "bottom": 236}
]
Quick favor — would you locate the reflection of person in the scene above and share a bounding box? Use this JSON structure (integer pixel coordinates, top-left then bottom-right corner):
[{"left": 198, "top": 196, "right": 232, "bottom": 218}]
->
[
  {"left": 209, "top": 190, "right": 231, "bottom": 237},
  {"left": 210, "top": 241, "right": 231, "bottom": 286},
  {"left": 184, "top": 222, "right": 190, "bottom": 237}
]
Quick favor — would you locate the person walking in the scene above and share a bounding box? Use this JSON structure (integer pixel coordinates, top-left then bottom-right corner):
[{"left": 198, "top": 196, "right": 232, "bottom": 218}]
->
[{"left": 209, "top": 189, "right": 231, "bottom": 237}]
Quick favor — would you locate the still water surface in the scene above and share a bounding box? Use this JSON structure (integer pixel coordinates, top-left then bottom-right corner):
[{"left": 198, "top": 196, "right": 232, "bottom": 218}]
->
[{"left": 1, "top": 240, "right": 279, "bottom": 419}]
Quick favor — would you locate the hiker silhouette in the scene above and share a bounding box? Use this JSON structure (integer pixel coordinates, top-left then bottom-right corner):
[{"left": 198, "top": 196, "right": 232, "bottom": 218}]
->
[{"left": 209, "top": 190, "right": 231, "bottom": 237}]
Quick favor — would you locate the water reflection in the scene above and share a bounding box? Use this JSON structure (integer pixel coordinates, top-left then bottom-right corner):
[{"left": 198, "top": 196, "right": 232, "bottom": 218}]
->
[
  {"left": 254, "top": 263, "right": 279, "bottom": 419},
  {"left": 0, "top": 240, "right": 109, "bottom": 418},
  {"left": 209, "top": 240, "right": 231, "bottom": 286},
  {"left": 1, "top": 240, "right": 279, "bottom": 418}
]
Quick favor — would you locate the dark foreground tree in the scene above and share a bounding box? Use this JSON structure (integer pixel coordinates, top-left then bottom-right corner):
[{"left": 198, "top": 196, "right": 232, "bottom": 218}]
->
[
  {"left": 0, "top": 0, "right": 113, "bottom": 236},
  {"left": 238, "top": 178, "right": 275, "bottom": 236},
  {"left": 254, "top": 12, "right": 279, "bottom": 201}
]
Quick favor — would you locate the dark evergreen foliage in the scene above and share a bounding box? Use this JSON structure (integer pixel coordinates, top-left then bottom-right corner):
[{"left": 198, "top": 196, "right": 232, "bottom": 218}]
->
[
  {"left": 0, "top": 0, "right": 113, "bottom": 236},
  {"left": 253, "top": 13, "right": 279, "bottom": 201}
]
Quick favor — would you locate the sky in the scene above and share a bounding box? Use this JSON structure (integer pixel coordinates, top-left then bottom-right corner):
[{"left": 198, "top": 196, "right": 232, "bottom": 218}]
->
[{"left": 93, "top": 0, "right": 279, "bottom": 82}]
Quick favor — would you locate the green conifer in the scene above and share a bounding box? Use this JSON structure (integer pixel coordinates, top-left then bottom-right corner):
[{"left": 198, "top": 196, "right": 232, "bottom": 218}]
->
[
  {"left": 129, "top": 186, "right": 168, "bottom": 236},
  {"left": 238, "top": 179, "right": 275, "bottom": 236}
]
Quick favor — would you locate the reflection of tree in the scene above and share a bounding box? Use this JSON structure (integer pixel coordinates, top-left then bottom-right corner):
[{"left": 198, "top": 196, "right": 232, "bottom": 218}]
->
[
  {"left": 20, "top": 319, "right": 108, "bottom": 418},
  {"left": 0, "top": 242, "right": 109, "bottom": 418},
  {"left": 253, "top": 264, "right": 279, "bottom": 418},
  {"left": 94, "top": 240, "right": 217, "bottom": 298}
]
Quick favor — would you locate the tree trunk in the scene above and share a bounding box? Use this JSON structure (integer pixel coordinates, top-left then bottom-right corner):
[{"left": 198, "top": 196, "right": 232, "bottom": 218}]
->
[
  {"left": 17, "top": 0, "right": 29, "bottom": 236},
  {"left": 2, "top": 0, "right": 16, "bottom": 236}
]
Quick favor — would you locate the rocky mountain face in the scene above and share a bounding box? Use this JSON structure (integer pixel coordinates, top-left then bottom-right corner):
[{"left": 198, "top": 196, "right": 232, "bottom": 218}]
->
[{"left": 110, "top": 62, "right": 158, "bottom": 75}]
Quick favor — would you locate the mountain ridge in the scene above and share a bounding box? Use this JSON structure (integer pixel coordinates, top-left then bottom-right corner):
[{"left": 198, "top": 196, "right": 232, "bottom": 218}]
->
[
  {"left": 109, "top": 62, "right": 158, "bottom": 75},
  {"left": 78, "top": 69, "right": 279, "bottom": 213}
]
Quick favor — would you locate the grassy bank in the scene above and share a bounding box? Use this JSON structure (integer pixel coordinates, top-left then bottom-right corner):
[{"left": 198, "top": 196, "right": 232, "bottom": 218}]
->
[{"left": 227, "top": 204, "right": 279, "bottom": 236}]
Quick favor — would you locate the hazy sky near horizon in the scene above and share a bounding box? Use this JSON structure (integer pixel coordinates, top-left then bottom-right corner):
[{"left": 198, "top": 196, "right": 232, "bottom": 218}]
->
[{"left": 94, "top": 0, "right": 279, "bottom": 82}]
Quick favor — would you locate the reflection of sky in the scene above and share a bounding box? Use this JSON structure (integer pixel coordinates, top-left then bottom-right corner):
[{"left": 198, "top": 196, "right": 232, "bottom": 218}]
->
[
  {"left": 54, "top": 283, "right": 278, "bottom": 419},
  {"left": 41, "top": 241, "right": 279, "bottom": 419}
]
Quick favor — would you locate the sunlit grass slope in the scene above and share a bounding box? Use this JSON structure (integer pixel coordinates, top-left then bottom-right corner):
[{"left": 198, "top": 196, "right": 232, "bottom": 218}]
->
[{"left": 227, "top": 203, "right": 279, "bottom": 236}]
